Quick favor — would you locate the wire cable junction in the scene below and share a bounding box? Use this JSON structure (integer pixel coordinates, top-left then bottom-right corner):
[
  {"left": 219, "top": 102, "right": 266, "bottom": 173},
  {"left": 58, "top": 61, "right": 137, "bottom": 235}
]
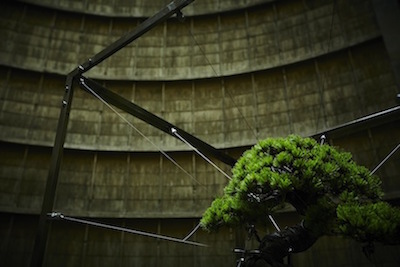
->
[{"left": 171, "top": 128, "right": 232, "bottom": 180}]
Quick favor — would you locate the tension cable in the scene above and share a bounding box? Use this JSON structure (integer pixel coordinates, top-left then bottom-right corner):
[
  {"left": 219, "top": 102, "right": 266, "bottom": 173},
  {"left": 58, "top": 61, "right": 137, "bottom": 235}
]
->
[
  {"left": 371, "top": 143, "right": 400, "bottom": 175},
  {"left": 80, "top": 79, "right": 204, "bottom": 187},
  {"left": 187, "top": 30, "right": 285, "bottom": 232},
  {"left": 183, "top": 222, "right": 201, "bottom": 241},
  {"left": 171, "top": 128, "right": 232, "bottom": 180},
  {"left": 48, "top": 212, "right": 207, "bottom": 247},
  {"left": 174, "top": 124, "right": 282, "bottom": 235},
  {"left": 187, "top": 26, "right": 259, "bottom": 142},
  {"left": 82, "top": 81, "right": 207, "bottom": 243}
]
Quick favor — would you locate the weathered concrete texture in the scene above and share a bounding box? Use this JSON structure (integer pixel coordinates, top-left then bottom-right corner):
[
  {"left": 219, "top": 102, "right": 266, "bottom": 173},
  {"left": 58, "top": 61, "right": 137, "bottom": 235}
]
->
[
  {"left": 292, "top": 235, "right": 400, "bottom": 267},
  {"left": 54, "top": 150, "right": 230, "bottom": 218},
  {"left": 1, "top": 212, "right": 400, "bottom": 267},
  {"left": 372, "top": 0, "right": 400, "bottom": 90},
  {"left": 0, "top": 141, "right": 231, "bottom": 216},
  {"left": 0, "top": 142, "right": 51, "bottom": 214},
  {"left": 1, "top": 117, "right": 399, "bottom": 217},
  {"left": 332, "top": 121, "right": 400, "bottom": 198},
  {"left": 18, "top": 0, "right": 273, "bottom": 17},
  {"left": 0, "top": 213, "right": 38, "bottom": 266},
  {"left": 0, "top": 0, "right": 399, "bottom": 266},
  {"left": 0, "top": 0, "right": 381, "bottom": 80},
  {"left": 0, "top": 40, "right": 397, "bottom": 150},
  {"left": 0, "top": 213, "right": 239, "bottom": 267}
]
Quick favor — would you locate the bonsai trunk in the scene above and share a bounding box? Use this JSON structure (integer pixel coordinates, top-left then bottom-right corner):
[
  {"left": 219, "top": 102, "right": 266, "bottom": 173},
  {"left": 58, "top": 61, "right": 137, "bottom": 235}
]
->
[{"left": 254, "top": 222, "right": 319, "bottom": 266}]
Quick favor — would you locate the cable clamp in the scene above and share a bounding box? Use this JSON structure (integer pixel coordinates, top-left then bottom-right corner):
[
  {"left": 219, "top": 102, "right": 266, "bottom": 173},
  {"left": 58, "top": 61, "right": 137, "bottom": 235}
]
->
[
  {"left": 47, "top": 212, "right": 64, "bottom": 220},
  {"left": 320, "top": 134, "right": 326, "bottom": 145}
]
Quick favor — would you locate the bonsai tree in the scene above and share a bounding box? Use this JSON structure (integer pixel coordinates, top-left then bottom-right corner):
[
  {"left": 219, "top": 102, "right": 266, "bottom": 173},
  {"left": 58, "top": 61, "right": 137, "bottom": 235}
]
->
[{"left": 200, "top": 135, "right": 400, "bottom": 266}]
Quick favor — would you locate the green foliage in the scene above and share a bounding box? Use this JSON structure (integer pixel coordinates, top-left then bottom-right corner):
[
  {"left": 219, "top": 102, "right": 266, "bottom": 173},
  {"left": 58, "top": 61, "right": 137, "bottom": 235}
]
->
[
  {"left": 337, "top": 201, "right": 400, "bottom": 244},
  {"left": 304, "top": 196, "right": 337, "bottom": 236},
  {"left": 200, "top": 135, "right": 399, "bottom": 245}
]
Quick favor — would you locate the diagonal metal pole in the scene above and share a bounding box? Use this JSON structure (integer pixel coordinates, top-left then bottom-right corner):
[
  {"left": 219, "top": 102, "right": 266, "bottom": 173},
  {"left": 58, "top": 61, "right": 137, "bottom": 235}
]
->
[
  {"left": 77, "top": 0, "right": 195, "bottom": 74},
  {"left": 79, "top": 76, "right": 236, "bottom": 167}
]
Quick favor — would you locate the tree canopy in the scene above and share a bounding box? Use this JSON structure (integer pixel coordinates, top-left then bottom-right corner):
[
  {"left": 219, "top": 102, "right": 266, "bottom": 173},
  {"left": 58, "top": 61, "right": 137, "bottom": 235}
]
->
[{"left": 200, "top": 135, "right": 400, "bottom": 245}]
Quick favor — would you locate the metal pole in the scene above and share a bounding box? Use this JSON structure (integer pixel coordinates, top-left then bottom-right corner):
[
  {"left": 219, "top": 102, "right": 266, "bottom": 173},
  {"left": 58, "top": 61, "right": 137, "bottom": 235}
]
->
[
  {"left": 30, "top": 72, "right": 76, "bottom": 267},
  {"left": 77, "top": 0, "right": 195, "bottom": 74},
  {"left": 79, "top": 76, "right": 236, "bottom": 167},
  {"left": 312, "top": 106, "right": 400, "bottom": 139}
]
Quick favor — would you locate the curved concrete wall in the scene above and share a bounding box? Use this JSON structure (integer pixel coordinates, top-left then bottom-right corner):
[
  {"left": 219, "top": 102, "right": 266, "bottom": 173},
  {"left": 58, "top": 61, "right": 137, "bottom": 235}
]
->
[
  {"left": 1, "top": 0, "right": 400, "bottom": 266},
  {"left": 0, "top": 212, "right": 238, "bottom": 267},
  {"left": 0, "top": 144, "right": 232, "bottom": 217},
  {"left": 1, "top": 0, "right": 380, "bottom": 80},
  {"left": 18, "top": 0, "right": 273, "bottom": 17},
  {"left": 0, "top": 40, "right": 397, "bottom": 150},
  {"left": 1, "top": 118, "right": 399, "bottom": 217},
  {"left": 3, "top": 212, "right": 399, "bottom": 267}
]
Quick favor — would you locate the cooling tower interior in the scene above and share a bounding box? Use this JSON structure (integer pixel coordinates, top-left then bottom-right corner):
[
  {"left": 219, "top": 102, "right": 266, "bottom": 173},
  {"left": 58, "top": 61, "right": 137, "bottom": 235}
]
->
[{"left": 0, "top": 0, "right": 399, "bottom": 266}]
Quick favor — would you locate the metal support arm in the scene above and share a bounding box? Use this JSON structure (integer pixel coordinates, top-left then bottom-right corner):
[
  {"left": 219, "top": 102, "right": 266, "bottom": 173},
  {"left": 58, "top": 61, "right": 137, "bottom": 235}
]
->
[
  {"left": 78, "top": 0, "right": 195, "bottom": 74},
  {"left": 79, "top": 76, "right": 236, "bottom": 167}
]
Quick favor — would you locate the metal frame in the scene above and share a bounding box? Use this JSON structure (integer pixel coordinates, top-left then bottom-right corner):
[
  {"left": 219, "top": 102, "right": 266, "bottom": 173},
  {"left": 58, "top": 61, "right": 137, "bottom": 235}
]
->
[
  {"left": 312, "top": 106, "right": 400, "bottom": 139},
  {"left": 28, "top": 1, "right": 236, "bottom": 266},
  {"left": 30, "top": 0, "right": 400, "bottom": 265}
]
